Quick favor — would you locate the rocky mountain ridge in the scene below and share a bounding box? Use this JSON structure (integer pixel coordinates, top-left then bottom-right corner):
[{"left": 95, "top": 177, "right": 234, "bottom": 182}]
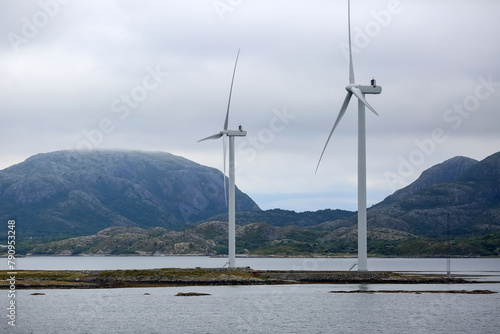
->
[
  {"left": 203, "top": 152, "right": 500, "bottom": 239},
  {"left": 368, "top": 152, "right": 500, "bottom": 237}
]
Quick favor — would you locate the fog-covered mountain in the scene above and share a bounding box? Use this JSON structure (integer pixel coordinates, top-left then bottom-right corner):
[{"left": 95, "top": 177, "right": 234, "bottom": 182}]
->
[{"left": 0, "top": 150, "right": 260, "bottom": 236}]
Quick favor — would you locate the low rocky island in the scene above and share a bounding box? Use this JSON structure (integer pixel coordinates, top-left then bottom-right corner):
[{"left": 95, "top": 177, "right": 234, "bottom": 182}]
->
[
  {"left": 1, "top": 267, "right": 492, "bottom": 289},
  {"left": 330, "top": 289, "right": 497, "bottom": 294},
  {"left": 176, "top": 292, "right": 211, "bottom": 296}
]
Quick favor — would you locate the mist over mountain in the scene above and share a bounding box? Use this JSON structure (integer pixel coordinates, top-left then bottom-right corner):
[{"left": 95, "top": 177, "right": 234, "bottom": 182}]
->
[{"left": 0, "top": 150, "right": 259, "bottom": 236}]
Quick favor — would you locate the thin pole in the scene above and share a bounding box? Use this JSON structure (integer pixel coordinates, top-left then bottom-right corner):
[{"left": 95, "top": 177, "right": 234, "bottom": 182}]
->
[
  {"left": 358, "top": 97, "right": 367, "bottom": 272},
  {"left": 228, "top": 135, "right": 236, "bottom": 268},
  {"left": 447, "top": 213, "right": 451, "bottom": 278}
]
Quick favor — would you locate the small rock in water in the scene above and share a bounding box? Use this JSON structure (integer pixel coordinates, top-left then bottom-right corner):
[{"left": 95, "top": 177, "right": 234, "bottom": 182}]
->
[{"left": 176, "top": 292, "right": 210, "bottom": 297}]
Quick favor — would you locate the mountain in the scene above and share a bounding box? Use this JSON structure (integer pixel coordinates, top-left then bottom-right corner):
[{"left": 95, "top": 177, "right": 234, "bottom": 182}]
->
[
  {"left": 383, "top": 156, "right": 478, "bottom": 203},
  {"left": 205, "top": 153, "right": 499, "bottom": 240},
  {"left": 204, "top": 208, "right": 354, "bottom": 227},
  {"left": 369, "top": 152, "right": 500, "bottom": 236},
  {"left": 18, "top": 222, "right": 500, "bottom": 257},
  {"left": 0, "top": 150, "right": 260, "bottom": 236},
  {"left": 2, "top": 149, "right": 499, "bottom": 257}
]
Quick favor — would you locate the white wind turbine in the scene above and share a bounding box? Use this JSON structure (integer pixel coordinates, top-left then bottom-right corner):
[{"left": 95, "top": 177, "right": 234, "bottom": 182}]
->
[
  {"left": 316, "top": 0, "right": 382, "bottom": 272},
  {"left": 198, "top": 49, "right": 246, "bottom": 268}
]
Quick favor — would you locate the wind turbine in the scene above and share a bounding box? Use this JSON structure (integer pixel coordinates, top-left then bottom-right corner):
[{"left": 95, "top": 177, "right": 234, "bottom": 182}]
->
[
  {"left": 198, "top": 49, "right": 246, "bottom": 268},
  {"left": 316, "top": 0, "right": 382, "bottom": 272}
]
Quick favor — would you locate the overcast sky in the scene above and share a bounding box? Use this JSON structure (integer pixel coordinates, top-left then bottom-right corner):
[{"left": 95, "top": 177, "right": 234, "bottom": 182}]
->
[{"left": 1, "top": 0, "right": 499, "bottom": 212}]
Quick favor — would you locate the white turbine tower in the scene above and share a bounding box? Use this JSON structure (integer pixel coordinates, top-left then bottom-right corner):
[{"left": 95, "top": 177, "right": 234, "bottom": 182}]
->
[
  {"left": 316, "top": 0, "right": 382, "bottom": 272},
  {"left": 198, "top": 49, "right": 246, "bottom": 268}
]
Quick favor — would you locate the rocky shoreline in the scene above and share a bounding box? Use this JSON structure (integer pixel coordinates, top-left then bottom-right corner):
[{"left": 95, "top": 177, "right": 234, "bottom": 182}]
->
[{"left": 1, "top": 267, "right": 493, "bottom": 290}]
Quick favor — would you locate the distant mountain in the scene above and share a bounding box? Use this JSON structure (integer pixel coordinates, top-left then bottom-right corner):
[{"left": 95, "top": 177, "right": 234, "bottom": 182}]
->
[
  {"left": 205, "top": 153, "right": 499, "bottom": 239},
  {"left": 0, "top": 150, "right": 260, "bottom": 236},
  {"left": 369, "top": 152, "right": 500, "bottom": 236},
  {"left": 2, "top": 149, "right": 500, "bottom": 257},
  {"left": 383, "top": 156, "right": 478, "bottom": 203},
  {"left": 204, "top": 208, "right": 354, "bottom": 227}
]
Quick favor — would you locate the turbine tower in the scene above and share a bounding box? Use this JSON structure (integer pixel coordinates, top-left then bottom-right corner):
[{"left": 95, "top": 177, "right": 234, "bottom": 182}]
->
[
  {"left": 198, "top": 49, "right": 246, "bottom": 268},
  {"left": 316, "top": 0, "right": 382, "bottom": 271}
]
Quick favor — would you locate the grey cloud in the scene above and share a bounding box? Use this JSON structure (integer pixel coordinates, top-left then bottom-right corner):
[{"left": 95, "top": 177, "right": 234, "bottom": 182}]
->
[{"left": 1, "top": 0, "right": 499, "bottom": 211}]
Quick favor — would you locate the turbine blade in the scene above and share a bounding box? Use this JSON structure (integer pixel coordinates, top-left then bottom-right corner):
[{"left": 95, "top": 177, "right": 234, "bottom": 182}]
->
[
  {"left": 197, "top": 133, "right": 223, "bottom": 142},
  {"left": 350, "top": 87, "right": 379, "bottom": 116},
  {"left": 223, "top": 135, "right": 228, "bottom": 206},
  {"left": 348, "top": 0, "right": 355, "bottom": 84},
  {"left": 316, "top": 92, "right": 353, "bottom": 174},
  {"left": 224, "top": 49, "right": 240, "bottom": 131}
]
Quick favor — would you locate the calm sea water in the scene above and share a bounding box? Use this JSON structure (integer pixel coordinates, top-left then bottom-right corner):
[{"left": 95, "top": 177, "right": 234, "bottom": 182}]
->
[
  {"left": 2, "top": 257, "right": 500, "bottom": 334},
  {"left": 8, "top": 256, "right": 500, "bottom": 274}
]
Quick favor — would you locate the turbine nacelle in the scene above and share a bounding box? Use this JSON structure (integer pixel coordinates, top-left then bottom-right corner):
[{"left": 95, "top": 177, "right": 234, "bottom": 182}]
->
[
  {"left": 198, "top": 128, "right": 247, "bottom": 142},
  {"left": 345, "top": 83, "right": 382, "bottom": 95},
  {"left": 226, "top": 129, "right": 247, "bottom": 137}
]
